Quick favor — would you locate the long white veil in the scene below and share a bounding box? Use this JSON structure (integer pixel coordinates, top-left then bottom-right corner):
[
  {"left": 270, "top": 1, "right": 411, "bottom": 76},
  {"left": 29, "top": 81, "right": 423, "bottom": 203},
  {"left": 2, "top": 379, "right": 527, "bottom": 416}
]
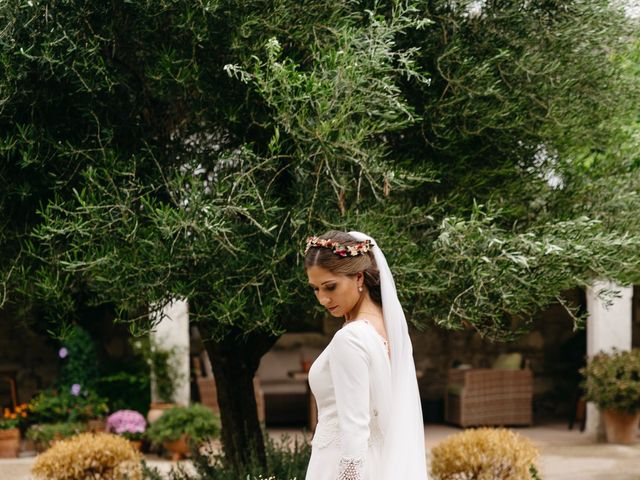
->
[{"left": 349, "top": 231, "right": 428, "bottom": 479}]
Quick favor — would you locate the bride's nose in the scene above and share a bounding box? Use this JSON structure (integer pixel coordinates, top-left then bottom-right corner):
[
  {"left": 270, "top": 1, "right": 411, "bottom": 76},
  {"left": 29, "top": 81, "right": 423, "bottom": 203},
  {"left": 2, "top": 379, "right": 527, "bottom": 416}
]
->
[{"left": 319, "top": 296, "right": 331, "bottom": 306}]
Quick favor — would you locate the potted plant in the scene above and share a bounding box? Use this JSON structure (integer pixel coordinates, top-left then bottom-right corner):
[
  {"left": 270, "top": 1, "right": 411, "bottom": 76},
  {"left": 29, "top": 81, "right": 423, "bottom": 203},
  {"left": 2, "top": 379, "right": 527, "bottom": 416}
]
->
[
  {"left": 0, "top": 404, "right": 27, "bottom": 458},
  {"left": 145, "top": 404, "right": 220, "bottom": 460},
  {"left": 581, "top": 348, "right": 640, "bottom": 444},
  {"left": 106, "top": 410, "right": 147, "bottom": 451}
]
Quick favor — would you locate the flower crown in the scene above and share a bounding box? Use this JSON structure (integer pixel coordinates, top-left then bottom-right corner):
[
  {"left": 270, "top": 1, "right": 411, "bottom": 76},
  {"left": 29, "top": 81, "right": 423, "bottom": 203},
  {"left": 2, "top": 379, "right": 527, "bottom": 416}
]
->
[{"left": 304, "top": 236, "right": 374, "bottom": 257}]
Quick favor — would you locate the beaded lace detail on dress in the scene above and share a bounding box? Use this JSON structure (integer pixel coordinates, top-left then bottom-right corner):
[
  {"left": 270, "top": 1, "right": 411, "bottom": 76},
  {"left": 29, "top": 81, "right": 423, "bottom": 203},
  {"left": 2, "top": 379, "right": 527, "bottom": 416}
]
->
[
  {"left": 311, "top": 418, "right": 341, "bottom": 448},
  {"left": 312, "top": 416, "right": 383, "bottom": 449},
  {"left": 338, "top": 457, "right": 364, "bottom": 480}
]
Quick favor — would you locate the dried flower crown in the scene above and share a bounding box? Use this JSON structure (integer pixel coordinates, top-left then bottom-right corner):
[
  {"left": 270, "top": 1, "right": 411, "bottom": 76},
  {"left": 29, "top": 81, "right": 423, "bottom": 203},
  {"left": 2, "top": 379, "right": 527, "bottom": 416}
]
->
[{"left": 304, "top": 236, "right": 374, "bottom": 257}]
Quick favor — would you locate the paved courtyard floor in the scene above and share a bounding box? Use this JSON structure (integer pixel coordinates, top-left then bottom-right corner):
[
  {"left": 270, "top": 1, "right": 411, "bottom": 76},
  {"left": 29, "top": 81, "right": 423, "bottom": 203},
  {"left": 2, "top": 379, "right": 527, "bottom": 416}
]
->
[{"left": 1, "top": 422, "right": 638, "bottom": 479}]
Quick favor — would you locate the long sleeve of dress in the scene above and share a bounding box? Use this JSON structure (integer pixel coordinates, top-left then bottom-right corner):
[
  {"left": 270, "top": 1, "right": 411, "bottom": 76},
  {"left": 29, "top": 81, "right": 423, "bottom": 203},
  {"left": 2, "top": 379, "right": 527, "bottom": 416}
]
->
[{"left": 329, "top": 327, "right": 370, "bottom": 480}]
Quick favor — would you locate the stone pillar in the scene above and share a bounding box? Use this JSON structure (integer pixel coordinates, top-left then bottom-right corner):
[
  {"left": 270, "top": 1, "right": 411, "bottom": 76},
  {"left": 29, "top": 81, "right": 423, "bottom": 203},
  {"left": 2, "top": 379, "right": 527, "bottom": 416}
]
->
[
  {"left": 585, "top": 280, "right": 633, "bottom": 437},
  {"left": 151, "top": 299, "right": 190, "bottom": 406}
]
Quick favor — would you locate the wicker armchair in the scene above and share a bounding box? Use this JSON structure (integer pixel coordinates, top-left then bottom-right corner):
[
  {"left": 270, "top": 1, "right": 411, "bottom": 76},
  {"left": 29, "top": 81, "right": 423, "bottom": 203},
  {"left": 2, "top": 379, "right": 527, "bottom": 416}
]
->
[{"left": 444, "top": 367, "right": 533, "bottom": 427}]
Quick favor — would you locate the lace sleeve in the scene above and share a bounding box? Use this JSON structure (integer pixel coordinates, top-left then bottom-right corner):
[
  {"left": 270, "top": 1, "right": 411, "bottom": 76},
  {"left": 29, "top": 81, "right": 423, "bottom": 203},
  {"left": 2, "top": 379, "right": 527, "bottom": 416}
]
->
[
  {"left": 330, "top": 326, "right": 371, "bottom": 480},
  {"left": 338, "top": 457, "right": 365, "bottom": 480}
]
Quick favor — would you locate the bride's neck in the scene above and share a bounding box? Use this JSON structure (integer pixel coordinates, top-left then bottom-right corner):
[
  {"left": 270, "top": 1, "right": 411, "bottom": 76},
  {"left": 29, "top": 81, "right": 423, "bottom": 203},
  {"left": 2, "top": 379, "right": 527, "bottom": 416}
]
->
[{"left": 345, "top": 294, "right": 382, "bottom": 322}]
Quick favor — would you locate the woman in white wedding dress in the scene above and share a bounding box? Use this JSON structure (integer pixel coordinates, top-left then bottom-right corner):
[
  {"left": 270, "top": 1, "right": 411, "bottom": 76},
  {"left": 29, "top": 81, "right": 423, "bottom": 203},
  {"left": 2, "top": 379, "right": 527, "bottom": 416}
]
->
[{"left": 304, "top": 230, "right": 428, "bottom": 480}]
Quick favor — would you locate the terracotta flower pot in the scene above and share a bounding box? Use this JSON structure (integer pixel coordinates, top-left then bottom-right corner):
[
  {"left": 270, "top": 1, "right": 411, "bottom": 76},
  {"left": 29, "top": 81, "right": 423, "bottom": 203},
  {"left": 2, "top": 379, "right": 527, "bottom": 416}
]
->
[
  {"left": 0, "top": 428, "right": 21, "bottom": 458},
  {"left": 602, "top": 409, "right": 640, "bottom": 444},
  {"left": 163, "top": 435, "right": 190, "bottom": 460},
  {"left": 129, "top": 439, "right": 143, "bottom": 451}
]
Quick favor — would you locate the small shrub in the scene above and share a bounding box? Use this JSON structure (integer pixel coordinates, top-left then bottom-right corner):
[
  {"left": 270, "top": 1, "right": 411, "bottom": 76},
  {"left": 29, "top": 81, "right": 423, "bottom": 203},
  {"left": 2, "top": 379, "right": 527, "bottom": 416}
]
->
[
  {"left": 26, "top": 422, "right": 86, "bottom": 451},
  {"left": 430, "top": 428, "right": 540, "bottom": 480},
  {"left": 31, "top": 432, "right": 142, "bottom": 480},
  {"left": 145, "top": 404, "right": 220, "bottom": 444}
]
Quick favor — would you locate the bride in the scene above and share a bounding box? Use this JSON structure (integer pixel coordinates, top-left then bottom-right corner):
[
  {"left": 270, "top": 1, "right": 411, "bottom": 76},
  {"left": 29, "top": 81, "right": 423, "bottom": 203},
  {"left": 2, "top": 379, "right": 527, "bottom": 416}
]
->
[{"left": 303, "top": 230, "right": 428, "bottom": 480}]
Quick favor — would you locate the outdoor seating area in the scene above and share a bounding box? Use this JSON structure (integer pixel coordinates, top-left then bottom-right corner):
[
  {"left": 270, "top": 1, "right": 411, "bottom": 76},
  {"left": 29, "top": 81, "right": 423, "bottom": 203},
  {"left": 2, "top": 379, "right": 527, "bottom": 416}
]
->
[{"left": 444, "top": 353, "right": 533, "bottom": 427}]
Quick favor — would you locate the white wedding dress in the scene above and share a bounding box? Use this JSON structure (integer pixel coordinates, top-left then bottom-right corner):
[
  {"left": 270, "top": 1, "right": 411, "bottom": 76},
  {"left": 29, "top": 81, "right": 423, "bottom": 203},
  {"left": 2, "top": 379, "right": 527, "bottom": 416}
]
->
[
  {"left": 305, "top": 319, "right": 392, "bottom": 480},
  {"left": 304, "top": 231, "right": 428, "bottom": 480}
]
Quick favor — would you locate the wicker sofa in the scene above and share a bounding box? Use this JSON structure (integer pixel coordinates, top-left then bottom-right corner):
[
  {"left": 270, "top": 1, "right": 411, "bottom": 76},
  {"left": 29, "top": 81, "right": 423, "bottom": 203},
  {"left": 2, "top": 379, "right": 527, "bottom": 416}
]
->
[{"left": 444, "top": 355, "right": 533, "bottom": 427}]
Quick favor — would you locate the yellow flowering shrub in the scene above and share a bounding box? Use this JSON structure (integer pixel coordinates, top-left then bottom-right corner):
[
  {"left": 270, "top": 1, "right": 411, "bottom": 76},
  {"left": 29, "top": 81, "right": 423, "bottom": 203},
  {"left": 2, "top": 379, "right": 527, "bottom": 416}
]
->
[
  {"left": 31, "top": 432, "right": 142, "bottom": 480},
  {"left": 430, "top": 428, "right": 540, "bottom": 480}
]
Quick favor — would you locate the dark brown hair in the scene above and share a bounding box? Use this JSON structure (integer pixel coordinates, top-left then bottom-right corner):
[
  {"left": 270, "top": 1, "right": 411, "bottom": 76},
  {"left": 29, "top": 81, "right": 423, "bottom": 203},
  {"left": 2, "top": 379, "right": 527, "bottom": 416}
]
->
[{"left": 304, "top": 230, "right": 382, "bottom": 306}]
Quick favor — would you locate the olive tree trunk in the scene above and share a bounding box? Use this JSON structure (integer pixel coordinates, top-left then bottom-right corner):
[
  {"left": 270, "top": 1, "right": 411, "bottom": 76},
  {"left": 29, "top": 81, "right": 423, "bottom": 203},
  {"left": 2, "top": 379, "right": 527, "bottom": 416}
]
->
[{"left": 202, "top": 328, "right": 277, "bottom": 473}]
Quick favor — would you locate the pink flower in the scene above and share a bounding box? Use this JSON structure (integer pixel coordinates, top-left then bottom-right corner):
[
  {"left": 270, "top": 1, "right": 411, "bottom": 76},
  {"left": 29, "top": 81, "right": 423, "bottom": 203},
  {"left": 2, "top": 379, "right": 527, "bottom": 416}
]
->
[
  {"left": 70, "top": 384, "right": 81, "bottom": 396},
  {"left": 106, "top": 410, "right": 147, "bottom": 435},
  {"left": 58, "top": 347, "right": 69, "bottom": 359}
]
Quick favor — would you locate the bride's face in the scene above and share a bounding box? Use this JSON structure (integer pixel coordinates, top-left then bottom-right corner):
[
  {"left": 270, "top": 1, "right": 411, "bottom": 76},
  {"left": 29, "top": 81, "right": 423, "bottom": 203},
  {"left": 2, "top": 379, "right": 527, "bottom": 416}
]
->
[{"left": 307, "top": 266, "right": 362, "bottom": 318}]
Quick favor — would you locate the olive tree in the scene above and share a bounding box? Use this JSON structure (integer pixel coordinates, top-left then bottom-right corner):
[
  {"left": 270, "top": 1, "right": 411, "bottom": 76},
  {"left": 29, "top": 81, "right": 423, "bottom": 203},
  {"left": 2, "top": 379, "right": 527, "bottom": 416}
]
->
[{"left": 2, "top": 0, "right": 639, "bottom": 472}]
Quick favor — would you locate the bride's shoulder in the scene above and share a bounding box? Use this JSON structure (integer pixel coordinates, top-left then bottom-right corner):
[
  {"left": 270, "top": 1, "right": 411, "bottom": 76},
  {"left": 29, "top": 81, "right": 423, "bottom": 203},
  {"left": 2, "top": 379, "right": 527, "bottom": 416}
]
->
[
  {"left": 336, "top": 319, "right": 370, "bottom": 337},
  {"left": 331, "top": 321, "right": 372, "bottom": 352}
]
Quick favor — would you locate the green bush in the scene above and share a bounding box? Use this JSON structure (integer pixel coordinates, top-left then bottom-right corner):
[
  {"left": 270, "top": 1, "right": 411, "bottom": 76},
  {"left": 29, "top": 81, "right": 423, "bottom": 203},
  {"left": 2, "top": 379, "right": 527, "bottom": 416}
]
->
[
  {"left": 581, "top": 348, "right": 640, "bottom": 414},
  {"left": 29, "top": 388, "right": 109, "bottom": 423},
  {"left": 145, "top": 404, "right": 220, "bottom": 444},
  {"left": 26, "top": 423, "right": 86, "bottom": 451},
  {"left": 58, "top": 325, "right": 100, "bottom": 390},
  {"left": 142, "top": 432, "right": 310, "bottom": 480},
  {"left": 96, "top": 368, "right": 151, "bottom": 414}
]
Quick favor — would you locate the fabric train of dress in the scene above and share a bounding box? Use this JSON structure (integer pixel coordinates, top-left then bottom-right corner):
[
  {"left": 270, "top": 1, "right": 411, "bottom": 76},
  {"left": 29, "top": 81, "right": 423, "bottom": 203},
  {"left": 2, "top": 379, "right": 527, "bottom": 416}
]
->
[{"left": 305, "top": 319, "right": 391, "bottom": 480}]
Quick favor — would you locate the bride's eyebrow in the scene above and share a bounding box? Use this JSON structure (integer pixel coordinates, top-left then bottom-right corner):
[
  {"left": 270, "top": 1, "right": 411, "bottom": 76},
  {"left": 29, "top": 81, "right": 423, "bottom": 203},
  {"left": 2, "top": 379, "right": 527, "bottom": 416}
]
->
[{"left": 308, "top": 280, "right": 336, "bottom": 287}]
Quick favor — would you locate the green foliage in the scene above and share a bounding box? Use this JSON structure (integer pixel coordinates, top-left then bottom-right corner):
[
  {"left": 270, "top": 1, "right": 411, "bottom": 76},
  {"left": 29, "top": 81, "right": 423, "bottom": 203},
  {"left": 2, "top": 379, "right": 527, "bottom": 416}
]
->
[
  {"left": 96, "top": 369, "right": 151, "bottom": 414},
  {"left": 57, "top": 325, "right": 100, "bottom": 390},
  {"left": 29, "top": 389, "right": 109, "bottom": 423},
  {"left": 25, "top": 422, "right": 86, "bottom": 448},
  {"left": 0, "top": 418, "right": 19, "bottom": 430},
  {"left": 142, "top": 433, "right": 311, "bottom": 480},
  {"left": 404, "top": 0, "right": 639, "bottom": 204},
  {"left": 145, "top": 404, "right": 220, "bottom": 444},
  {"left": 131, "top": 336, "right": 182, "bottom": 403},
  {"left": 581, "top": 348, "right": 640, "bottom": 414},
  {"left": 530, "top": 464, "right": 542, "bottom": 480},
  {"left": 416, "top": 209, "right": 640, "bottom": 340},
  {"left": 3, "top": 0, "right": 634, "bottom": 343}
]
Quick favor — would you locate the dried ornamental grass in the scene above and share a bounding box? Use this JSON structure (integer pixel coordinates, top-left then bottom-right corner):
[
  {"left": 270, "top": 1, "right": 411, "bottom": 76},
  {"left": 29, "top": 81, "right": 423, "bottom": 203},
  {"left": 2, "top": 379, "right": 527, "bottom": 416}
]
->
[
  {"left": 430, "top": 428, "right": 540, "bottom": 480},
  {"left": 31, "top": 432, "right": 142, "bottom": 480}
]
